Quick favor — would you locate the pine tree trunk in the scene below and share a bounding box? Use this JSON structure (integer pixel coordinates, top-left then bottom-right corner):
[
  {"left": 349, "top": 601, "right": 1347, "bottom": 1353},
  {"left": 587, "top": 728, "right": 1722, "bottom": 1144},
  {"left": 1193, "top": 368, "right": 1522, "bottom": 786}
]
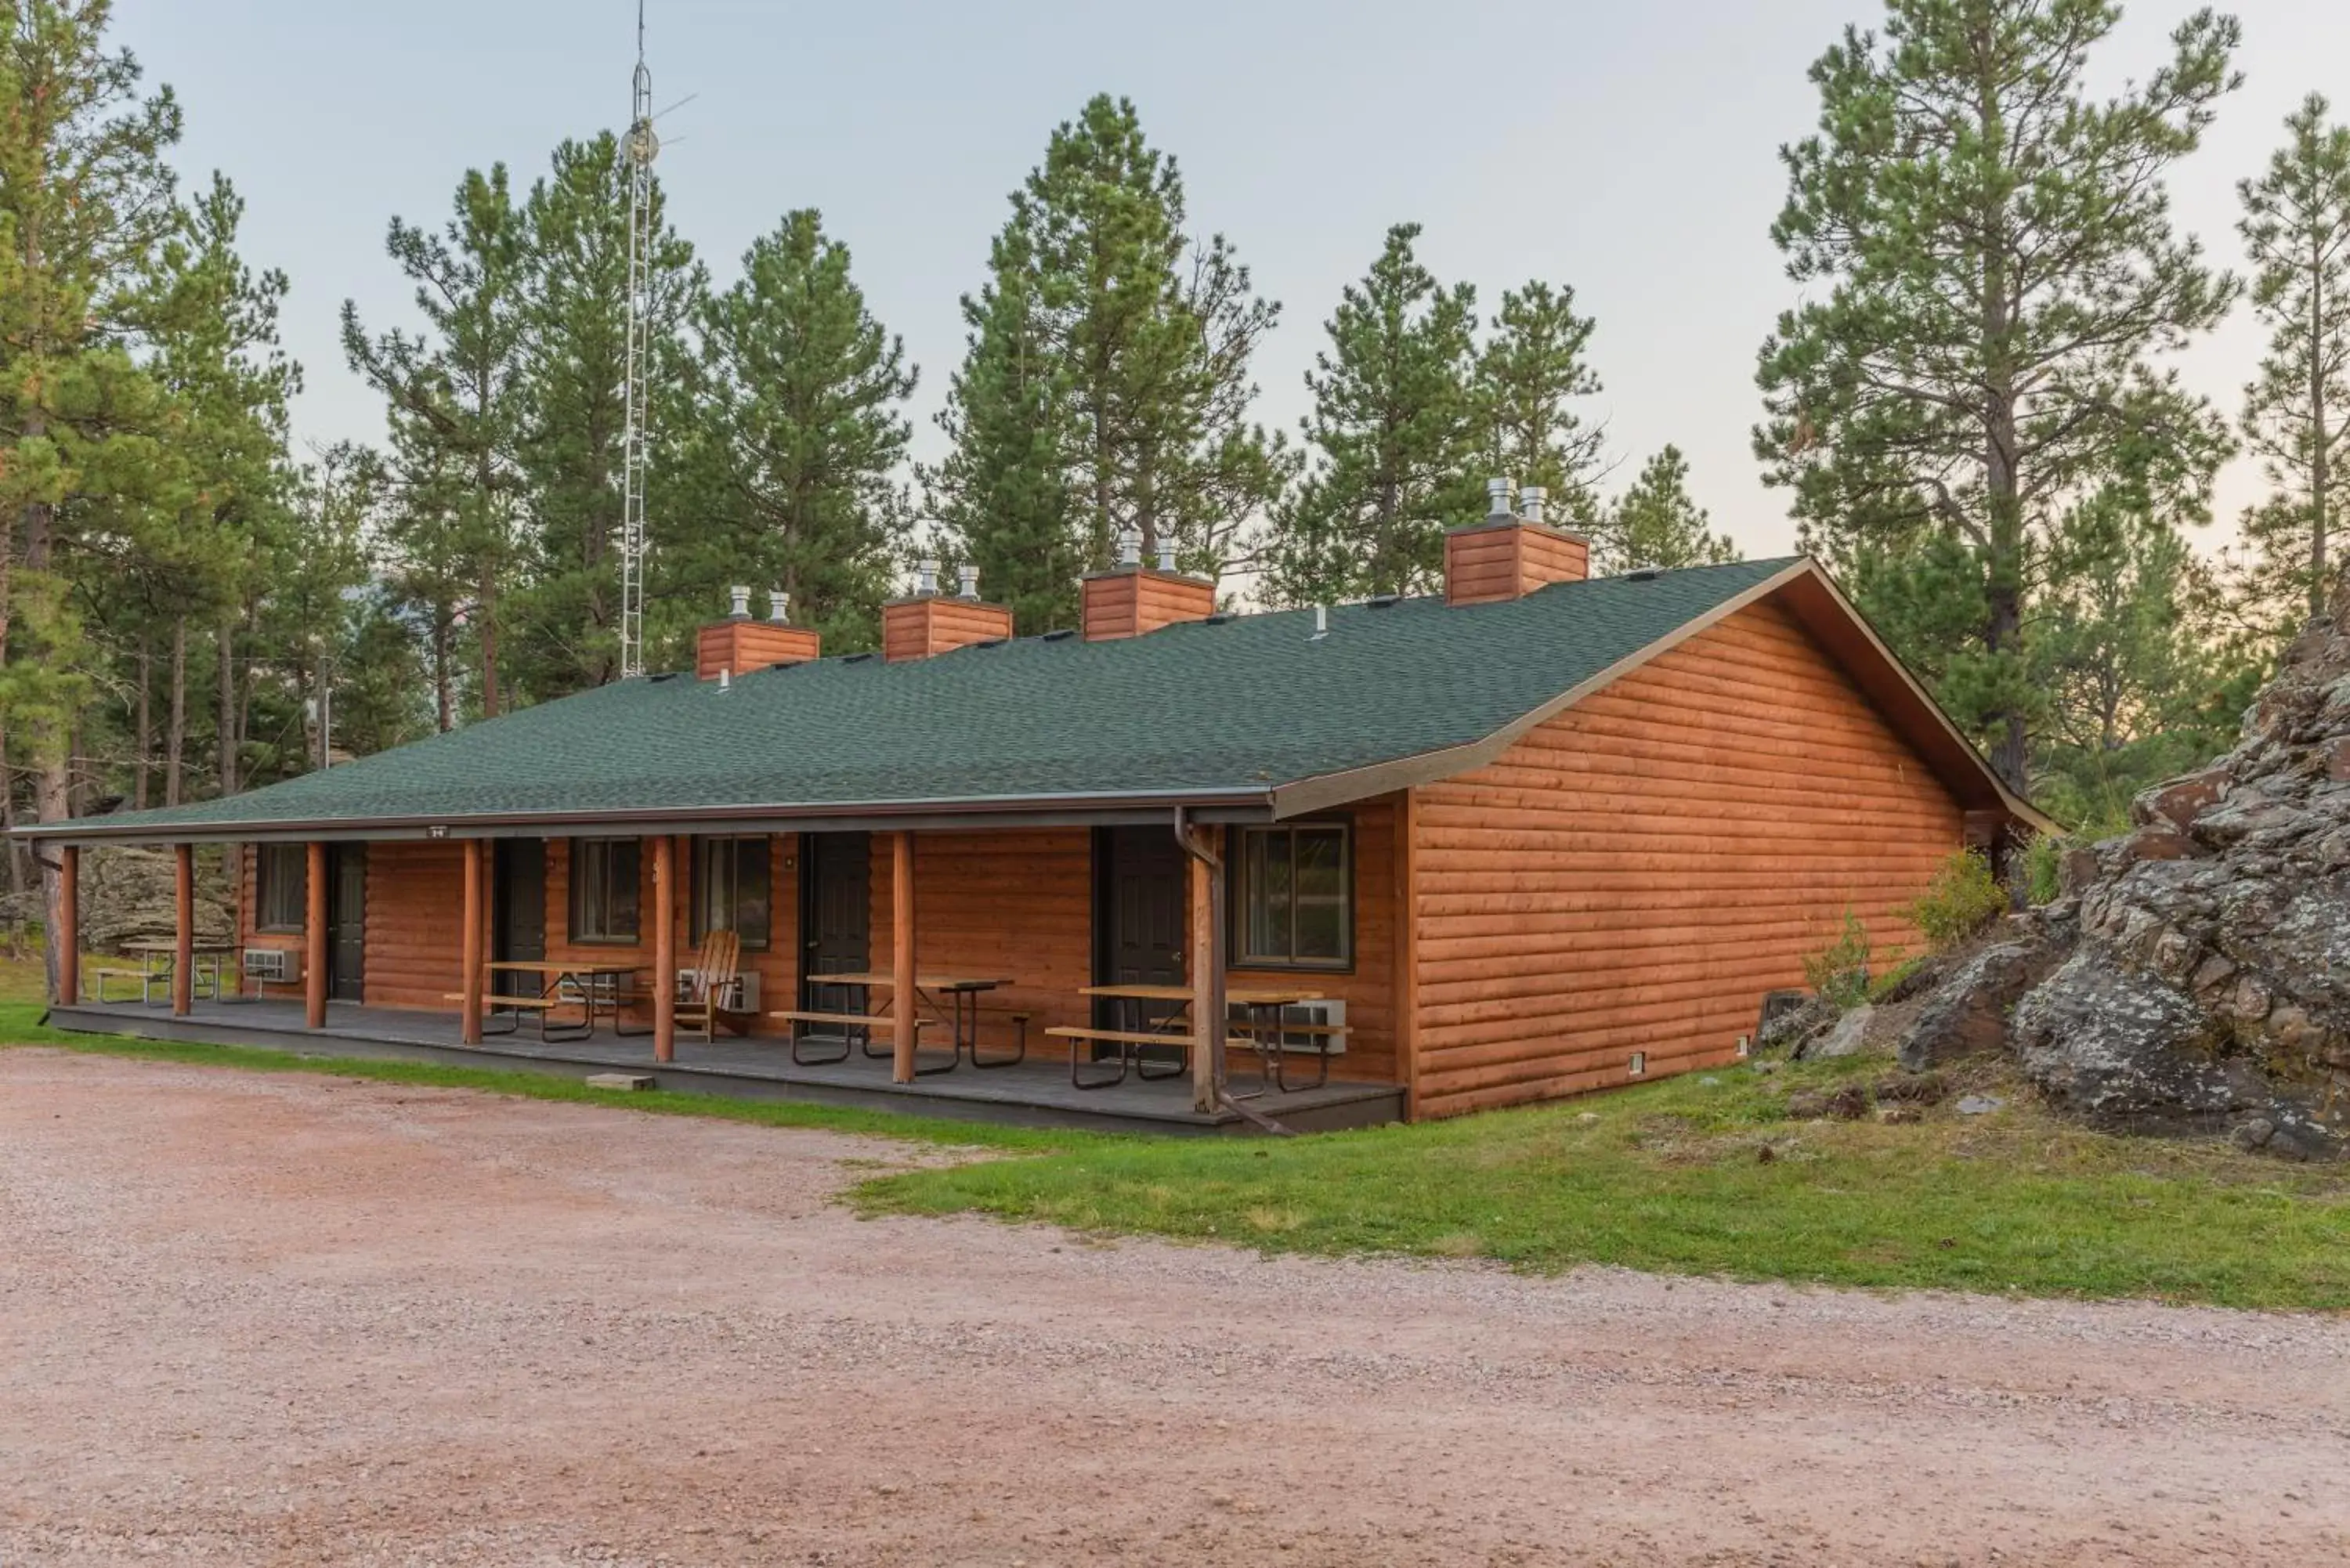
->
[
  {"left": 218, "top": 612, "right": 240, "bottom": 797},
  {"left": 165, "top": 616, "right": 187, "bottom": 807},
  {"left": 2312, "top": 255, "right": 2330, "bottom": 616},
  {"left": 434, "top": 613, "right": 454, "bottom": 733},
  {"left": 134, "top": 635, "right": 152, "bottom": 810},
  {"left": 479, "top": 565, "right": 501, "bottom": 717}
]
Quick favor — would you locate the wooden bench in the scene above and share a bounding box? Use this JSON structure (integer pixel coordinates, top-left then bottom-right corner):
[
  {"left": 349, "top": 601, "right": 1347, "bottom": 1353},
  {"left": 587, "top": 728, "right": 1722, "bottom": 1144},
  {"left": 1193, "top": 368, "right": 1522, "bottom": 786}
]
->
[
  {"left": 443, "top": 991, "right": 588, "bottom": 1042},
  {"left": 768, "top": 1009, "right": 931, "bottom": 1067},
  {"left": 1227, "top": 1020, "right": 1347, "bottom": 1093},
  {"left": 1046, "top": 1025, "right": 1200, "bottom": 1090},
  {"left": 87, "top": 966, "right": 154, "bottom": 1005}
]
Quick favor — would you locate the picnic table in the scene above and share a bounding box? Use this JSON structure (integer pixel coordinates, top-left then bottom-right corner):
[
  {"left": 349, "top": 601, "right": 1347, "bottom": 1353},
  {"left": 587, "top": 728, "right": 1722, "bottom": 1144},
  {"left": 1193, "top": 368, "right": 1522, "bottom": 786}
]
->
[
  {"left": 105, "top": 940, "right": 240, "bottom": 1006},
  {"left": 797, "top": 970, "right": 1023, "bottom": 1073},
  {"left": 1075, "top": 981, "right": 1331, "bottom": 1094},
  {"left": 478, "top": 959, "right": 644, "bottom": 1041}
]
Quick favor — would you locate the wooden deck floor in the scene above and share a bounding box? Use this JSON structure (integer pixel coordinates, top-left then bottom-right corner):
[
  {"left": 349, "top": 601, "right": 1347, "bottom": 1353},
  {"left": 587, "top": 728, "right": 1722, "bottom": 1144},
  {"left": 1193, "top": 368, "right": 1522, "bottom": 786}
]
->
[{"left": 45, "top": 997, "right": 1404, "bottom": 1136}]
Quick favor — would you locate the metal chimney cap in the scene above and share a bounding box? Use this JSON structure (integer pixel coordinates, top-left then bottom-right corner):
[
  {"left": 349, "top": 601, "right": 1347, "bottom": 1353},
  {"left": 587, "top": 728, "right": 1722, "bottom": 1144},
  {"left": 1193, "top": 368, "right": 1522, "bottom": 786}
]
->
[
  {"left": 1155, "top": 538, "right": 1177, "bottom": 573},
  {"left": 956, "top": 563, "right": 980, "bottom": 599},
  {"left": 768, "top": 588, "right": 790, "bottom": 624},
  {"left": 1115, "top": 523, "right": 1143, "bottom": 569},
  {"left": 728, "top": 584, "right": 752, "bottom": 620},
  {"left": 914, "top": 557, "right": 940, "bottom": 595},
  {"left": 1519, "top": 484, "right": 1548, "bottom": 526},
  {"left": 1486, "top": 476, "right": 1516, "bottom": 520}
]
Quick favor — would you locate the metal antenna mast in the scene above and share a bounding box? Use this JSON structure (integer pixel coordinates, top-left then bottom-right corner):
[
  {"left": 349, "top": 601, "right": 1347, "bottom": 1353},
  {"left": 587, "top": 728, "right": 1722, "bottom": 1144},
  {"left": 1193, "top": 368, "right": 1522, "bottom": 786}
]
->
[{"left": 618, "top": 0, "right": 658, "bottom": 679}]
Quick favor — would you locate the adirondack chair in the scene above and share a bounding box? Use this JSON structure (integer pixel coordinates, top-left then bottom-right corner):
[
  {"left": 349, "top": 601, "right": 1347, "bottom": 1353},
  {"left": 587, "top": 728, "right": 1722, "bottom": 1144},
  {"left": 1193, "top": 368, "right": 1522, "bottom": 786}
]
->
[{"left": 673, "top": 928, "right": 743, "bottom": 1045}]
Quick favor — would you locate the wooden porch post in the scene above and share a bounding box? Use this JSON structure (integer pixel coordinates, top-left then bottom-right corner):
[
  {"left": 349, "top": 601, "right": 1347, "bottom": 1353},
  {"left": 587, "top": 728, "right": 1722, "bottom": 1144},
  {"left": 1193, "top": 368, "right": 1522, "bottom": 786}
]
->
[
  {"left": 1186, "top": 825, "right": 1226, "bottom": 1115},
  {"left": 1394, "top": 792, "right": 1420, "bottom": 1122},
  {"left": 303, "top": 840, "right": 327, "bottom": 1028},
  {"left": 891, "top": 830, "right": 916, "bottom": 1084},
  {"left": 56, "top": 844, "right": 78, "bottom": 1006},
  {"left": 652, "top": 835, "right": 676, "bottom": 1063},
  {"left": 460, "top": 840, "right": 485, "bottom": 1045},
  {"left": 172, "top": 843, "right": 195, "bottom": 1017}
]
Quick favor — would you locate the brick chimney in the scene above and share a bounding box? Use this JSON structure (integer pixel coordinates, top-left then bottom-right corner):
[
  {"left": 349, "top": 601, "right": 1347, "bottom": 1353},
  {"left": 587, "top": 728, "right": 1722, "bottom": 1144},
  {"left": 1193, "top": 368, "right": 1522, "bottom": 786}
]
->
[
  {"left": 1444, "top": 479, "right": 1589, "bottom": 606},
  {"left": 883, "top": 560, "right": 1015, "bottom": 661},
  {"left": 696, "top": 586, "right": 821, "bottom": 679},
  {"left": 1081, "top": 529, "right": 1215, "bottom": 641}
]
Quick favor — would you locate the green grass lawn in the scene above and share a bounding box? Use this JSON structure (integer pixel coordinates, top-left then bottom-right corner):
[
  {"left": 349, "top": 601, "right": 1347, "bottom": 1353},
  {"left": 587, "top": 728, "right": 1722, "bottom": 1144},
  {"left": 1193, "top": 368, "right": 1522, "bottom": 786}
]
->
[{"left": 8, "top": 948, "right": 2347, "bottom": 1312}]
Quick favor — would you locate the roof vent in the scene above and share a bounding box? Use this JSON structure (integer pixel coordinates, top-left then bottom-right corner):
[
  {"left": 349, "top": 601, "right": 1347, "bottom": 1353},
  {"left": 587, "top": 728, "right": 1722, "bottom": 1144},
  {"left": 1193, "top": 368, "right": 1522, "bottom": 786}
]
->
[
  {"left": 1042, "top": 628, "right": 1076, "bottom": 641},
  {"left": 1310, "top": 605, "right": 1329, "bottom": 641},
  {"left": 768, "top": 588, "right": 790, "bottom": 624},
  {"left": 1365, "top": 593, "right": 1402, "bottom": 609},
  {"left": 1485, "top": 476, "right": 1516, "bottom": 523},
  {"left": 728, "top": 584, "right": 752, "bottom": 620},
  {"left": 1203, "top": 612, "right": 1232, "bottom": 626},
  {"left": 913, "top": 558, "right": 939, "bottom": 596},
  {"left": 1519, "top": 485, "right": 1547, "bottom": 526},
  {"left": 1155, "top": 538, "right": 1177, "bottom": 573},
  {"left": 649, "top": 671, "right": 683, "bottom": 683},
  {"left": 1625, "top": 566, "right": 1661, "bottom": 582},
  {"left": 957, "top": 563, "right": 980, "bottom": 600},
  {"left": 841, "top": 651, "right": 874, "bottom": 664},
  {"left": 1115, "top": 522, "right": 1142, "bottom": 569}
]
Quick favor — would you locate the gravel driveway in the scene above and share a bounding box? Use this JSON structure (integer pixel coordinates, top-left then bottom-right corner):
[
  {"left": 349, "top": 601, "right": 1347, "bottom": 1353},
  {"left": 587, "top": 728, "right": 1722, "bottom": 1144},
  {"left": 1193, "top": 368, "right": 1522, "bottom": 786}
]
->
[{"left": 3, "top": 1050, "right": 2345, "bottom": 1566}]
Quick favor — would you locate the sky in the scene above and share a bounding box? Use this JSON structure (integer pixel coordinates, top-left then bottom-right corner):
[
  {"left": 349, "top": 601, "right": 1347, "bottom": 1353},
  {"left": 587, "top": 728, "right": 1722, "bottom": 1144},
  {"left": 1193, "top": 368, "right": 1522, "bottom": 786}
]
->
[{"left": 114, "top": 0, "right": 2350, "bottom": 565}]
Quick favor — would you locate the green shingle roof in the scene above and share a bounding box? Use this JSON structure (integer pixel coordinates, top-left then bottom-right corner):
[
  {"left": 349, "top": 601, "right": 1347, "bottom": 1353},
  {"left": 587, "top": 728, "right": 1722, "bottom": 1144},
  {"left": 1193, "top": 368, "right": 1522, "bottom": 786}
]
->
[{"left": 51, "top": 558, "right": 1804, "bottom": 838}]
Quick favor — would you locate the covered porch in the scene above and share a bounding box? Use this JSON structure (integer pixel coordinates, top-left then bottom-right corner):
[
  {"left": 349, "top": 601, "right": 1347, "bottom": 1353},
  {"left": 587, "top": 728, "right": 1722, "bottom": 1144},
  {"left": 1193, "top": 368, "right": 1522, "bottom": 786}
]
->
[
  {"left": 45, "top": 992, "right": 1402, "bottom": 1136},
  {"left": 45, "top": 801, "right": 1410, "bottom": 1136}
]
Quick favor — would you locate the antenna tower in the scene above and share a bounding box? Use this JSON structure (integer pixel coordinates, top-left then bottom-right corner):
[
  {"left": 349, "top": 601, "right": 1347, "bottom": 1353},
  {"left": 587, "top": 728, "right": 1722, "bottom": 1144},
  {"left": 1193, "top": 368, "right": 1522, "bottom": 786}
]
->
[{"left": 618, "top": 0, "right": 658, "bottom": 678}]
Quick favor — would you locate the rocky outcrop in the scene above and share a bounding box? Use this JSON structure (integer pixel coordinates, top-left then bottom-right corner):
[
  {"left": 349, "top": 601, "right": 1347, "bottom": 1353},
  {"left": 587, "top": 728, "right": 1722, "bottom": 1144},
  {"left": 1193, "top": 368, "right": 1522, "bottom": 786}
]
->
[
  {"left": 1896, "top": 580, "right": 2350, "bottom": 1159},
  {"left": 79, "top": 846, "right": 235, "bottom": 953}
]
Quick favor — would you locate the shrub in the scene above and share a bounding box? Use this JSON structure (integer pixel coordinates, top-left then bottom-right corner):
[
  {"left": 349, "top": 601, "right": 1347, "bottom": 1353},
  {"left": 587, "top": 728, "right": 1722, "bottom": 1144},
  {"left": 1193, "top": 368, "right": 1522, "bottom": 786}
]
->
[
  {"left": 1900, "top": 848, "right": 2010, "bottom": 951},
  {"left": 2020, "top": 833, "right": 2065, "bottom": 907},
  {"left": 1802, "top": 909, "right": 1873, "bottom": 1010}
]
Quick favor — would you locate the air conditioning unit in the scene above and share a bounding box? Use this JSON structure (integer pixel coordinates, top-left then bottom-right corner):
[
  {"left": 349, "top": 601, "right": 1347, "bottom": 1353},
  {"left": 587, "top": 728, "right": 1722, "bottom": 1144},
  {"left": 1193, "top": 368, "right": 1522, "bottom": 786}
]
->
[
  {"left": 1230, "top": 997, "right": 1345, "bottom": 1056},
  {"left": 243, "top": 947, "right": 299, "bottom": 984},
  {"left": 678, "top": 970, "right": 759, "bottom": 1013}
]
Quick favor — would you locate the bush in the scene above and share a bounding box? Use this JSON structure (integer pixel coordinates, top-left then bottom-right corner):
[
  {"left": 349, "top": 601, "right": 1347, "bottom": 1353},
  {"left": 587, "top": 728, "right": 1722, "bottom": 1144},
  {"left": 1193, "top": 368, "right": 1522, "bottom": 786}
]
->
[
  {"left": 1802, "top": 909, "right": 1874, "bottom": 1010},
  {"left": 2020, "top": 833, "right": 2065, "bottom": 907},
  {"left": 1900, "top": 848, "right": 2009, "bottom": 951}
]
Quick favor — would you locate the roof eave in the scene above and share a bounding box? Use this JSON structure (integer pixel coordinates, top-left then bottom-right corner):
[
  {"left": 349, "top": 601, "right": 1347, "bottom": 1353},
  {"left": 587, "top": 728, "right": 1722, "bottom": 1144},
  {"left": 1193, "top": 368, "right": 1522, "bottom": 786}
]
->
[{"left": 13, "top": 785, "right": 1281, "bottom": 846}]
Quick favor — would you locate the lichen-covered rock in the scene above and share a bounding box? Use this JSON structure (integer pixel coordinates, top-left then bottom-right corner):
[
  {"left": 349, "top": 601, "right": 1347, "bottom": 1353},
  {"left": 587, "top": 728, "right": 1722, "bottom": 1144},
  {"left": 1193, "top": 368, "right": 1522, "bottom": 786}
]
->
[
  {"left": 1894, "top": 938, "right": 2063, "bottom": 1071},
  {"left": 1798, "top": 1004, "right": 1876, "bottom": 1060}
]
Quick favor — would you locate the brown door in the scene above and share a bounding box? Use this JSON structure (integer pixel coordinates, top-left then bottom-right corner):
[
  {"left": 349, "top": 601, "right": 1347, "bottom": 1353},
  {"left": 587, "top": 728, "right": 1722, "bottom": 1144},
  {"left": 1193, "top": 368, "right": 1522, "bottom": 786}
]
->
[
  {"left": 800, "top": 832, "right": 871, "bottom": 1009},
  {"left": 1094, "top": 826, "right": 1187, "bottom": 1033},
  {"left": 326, "top": 845, "right": 367, "bottom": 1002},
  {"left": 493, "top": 839, "right": 547, "bottom": 999}
]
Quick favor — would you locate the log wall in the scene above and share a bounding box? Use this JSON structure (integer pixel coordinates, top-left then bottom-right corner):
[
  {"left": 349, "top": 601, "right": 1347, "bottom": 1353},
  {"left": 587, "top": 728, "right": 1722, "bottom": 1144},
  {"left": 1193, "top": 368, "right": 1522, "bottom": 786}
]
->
[{"left": 1408, "top": 596, "right": 1964, "bottom": 1118}]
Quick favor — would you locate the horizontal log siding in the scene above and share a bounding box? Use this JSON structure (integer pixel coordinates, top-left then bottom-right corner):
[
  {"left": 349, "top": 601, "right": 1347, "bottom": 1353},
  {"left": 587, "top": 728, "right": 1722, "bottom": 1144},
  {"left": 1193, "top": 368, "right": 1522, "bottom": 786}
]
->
[
  {"left": 881, "top": 598, "right": 1014, "bottom": 663},
  {"left": 1409, "top": 598, "right": 1962, "bottom": 1119},
  {"left": 362, "top": 841, "right": 468, "bottom": 1010},
  {"left": 870, "top": 828, "right": 1095, "bottom": 1057}
]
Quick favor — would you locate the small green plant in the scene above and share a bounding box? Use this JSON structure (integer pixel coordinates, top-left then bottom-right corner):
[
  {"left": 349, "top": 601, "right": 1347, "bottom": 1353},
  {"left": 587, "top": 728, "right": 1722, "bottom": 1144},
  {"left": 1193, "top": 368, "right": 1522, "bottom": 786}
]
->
[
  {"left": 1900, "top": 848, "right": 2009, "bottom": 951},
  {"left": 1802, "top": 909, "right": 1874, "bottom": 1009},
  {"left": 2020, "top": 833, "right": 2066, "bottom": 906}
]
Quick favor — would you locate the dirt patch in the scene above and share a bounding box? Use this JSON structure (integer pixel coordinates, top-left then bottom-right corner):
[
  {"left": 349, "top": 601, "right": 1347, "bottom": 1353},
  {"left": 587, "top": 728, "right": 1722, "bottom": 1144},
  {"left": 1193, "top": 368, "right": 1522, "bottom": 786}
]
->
[{"left": 3, "top": 1050, "right": 2347, "bottom": 1566}]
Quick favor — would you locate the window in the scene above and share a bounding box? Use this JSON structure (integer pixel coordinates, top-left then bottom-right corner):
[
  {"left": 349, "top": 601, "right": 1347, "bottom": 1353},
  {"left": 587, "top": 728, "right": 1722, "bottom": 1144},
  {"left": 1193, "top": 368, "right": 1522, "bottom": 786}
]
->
[
  {"left": 255, "top": 844, "right": 307, "bottom": 932},
  {"left": 691, "top": 836, "right": 771, "bottom": 949},
  {"left": 569, "top": 838, "right": 642, "bottom": 943},
  {"left": 1235, "top": 822, "right": 1352, "bottom": 969}
]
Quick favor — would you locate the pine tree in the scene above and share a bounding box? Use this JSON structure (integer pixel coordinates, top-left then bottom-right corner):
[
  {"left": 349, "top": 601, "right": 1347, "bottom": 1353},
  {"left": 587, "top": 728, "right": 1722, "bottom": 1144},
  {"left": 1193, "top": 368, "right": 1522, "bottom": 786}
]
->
[
  {"left": 1594, "top": 446, "right": 1738, "bottom": 574},
  {"left": 1263, "top": 223, "right": 1481, "bottom": 605},
  {"left": 342, "top": 164, "right": 529, "bottom": 721},
  {"left": 509, "top": 132, "right": 700, "bottom": 699},
  {"left": 1477, "top": 280, "right": 1606, "bottom": 529},
  {"left": 926, "top": 216, "right": 1080, "bottom": 632},
  {"left": 686, "top": 209, "right": 915, "bottom": 651},
  {"left": 0, "top": 0, "right": 183, "bottom": 995},
  {"left": 1755, "top": 0, "right": 2240, "bottom": 796},
  {"left": 2232, "top": 92, "right": 2350, "bottom": 635}
]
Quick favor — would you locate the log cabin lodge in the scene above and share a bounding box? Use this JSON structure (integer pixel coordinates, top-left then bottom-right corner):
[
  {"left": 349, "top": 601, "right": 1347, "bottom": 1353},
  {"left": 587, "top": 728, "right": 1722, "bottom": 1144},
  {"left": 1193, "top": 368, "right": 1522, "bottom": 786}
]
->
[{"left": 28, "top": 487, "right": 2049, "bottom": 1134}]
